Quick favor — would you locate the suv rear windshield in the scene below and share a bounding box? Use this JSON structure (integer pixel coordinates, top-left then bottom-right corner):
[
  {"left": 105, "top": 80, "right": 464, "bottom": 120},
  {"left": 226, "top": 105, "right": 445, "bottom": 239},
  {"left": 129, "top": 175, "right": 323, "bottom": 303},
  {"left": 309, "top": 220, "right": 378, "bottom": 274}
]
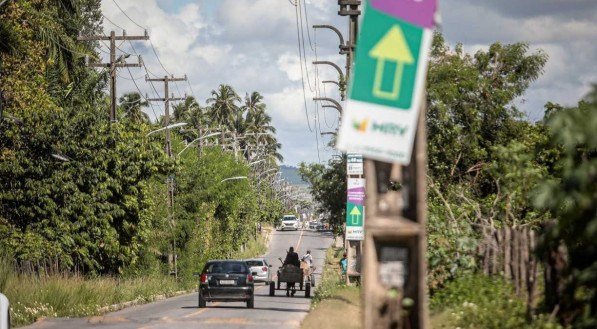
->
[
  {"left": 203, "top": 261, "right": 249, "bottom": 274},
  {"left": 246, "top": 260, "right": 264, "bottom": 267}
]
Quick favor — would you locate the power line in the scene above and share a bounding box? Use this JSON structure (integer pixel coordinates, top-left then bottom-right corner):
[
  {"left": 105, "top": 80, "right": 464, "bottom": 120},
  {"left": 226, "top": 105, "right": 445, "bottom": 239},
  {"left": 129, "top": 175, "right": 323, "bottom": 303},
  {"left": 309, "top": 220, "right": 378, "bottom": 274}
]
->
[
  {"left": 297, "top": 0, "right": 315, "bottom": 92},
  {"left": 301, "top": 0, "right": 315, "bottom": 51},
  {"left": 126, "top": 66, "right": 159, "bottom": 121},
  {"left": 111, "top": 0, "right": 146, "bottom": 30},
  {"left": 78, "top": 31, "right": 148, "bottom": 122},
  {"left": 110, "top": 0, "right": 174, "bottom": 77},
  {"left": 101, "top": 13, "right": 125, "bottom": 31},
  {"left": 294, "top": 2, "right": 314, "bottom": 133}
]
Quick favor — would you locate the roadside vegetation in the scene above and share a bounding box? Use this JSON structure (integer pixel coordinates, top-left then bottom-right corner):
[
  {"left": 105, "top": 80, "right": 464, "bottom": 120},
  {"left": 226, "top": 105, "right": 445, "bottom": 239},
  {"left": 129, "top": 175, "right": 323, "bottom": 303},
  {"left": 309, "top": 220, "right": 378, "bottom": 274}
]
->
[
  {"left": 302, "top": 246, "right": 361, "bottom": 329},
  {"left": 303, "top": 32, "right": 597, "bottom": 328},
  {"left": 430, "top": 274, "right": 559, "bottom": 329},
  {"left": 1, "top": 231, "right": 269, "bottom": 327},
  {"left": 0, "top": 1, "right": 286, "bottom": 327}
]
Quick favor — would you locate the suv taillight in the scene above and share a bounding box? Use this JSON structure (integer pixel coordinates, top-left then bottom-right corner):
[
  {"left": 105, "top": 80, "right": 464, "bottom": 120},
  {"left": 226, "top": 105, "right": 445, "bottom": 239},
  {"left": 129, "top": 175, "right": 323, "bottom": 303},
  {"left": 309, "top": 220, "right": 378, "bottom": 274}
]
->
[
  {"left": 247, "top": 275, "right": 254, "bottom": 283},
  {"left": 200, "top": 274, "right": 207, "bottom": 283},
  {"left": 262, "top": 266, "right": 268, "bottom": 272}
]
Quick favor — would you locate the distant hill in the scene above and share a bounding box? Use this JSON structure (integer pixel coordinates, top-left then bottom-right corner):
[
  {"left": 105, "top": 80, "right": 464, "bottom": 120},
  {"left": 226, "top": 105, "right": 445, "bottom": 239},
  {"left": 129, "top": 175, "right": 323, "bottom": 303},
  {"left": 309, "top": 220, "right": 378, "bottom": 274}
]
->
[{"left": 280, "top": 165, "right": 309, "bottom": 186}]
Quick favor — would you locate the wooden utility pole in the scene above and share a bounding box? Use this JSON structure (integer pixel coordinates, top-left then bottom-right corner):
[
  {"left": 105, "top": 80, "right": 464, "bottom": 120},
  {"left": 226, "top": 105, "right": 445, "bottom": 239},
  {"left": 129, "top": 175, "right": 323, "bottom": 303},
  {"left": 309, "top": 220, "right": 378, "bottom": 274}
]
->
[
  {"left": 362, "top": 109, "right": 428, "bottom": 328},
  {"left": 146, "top": 75, "right": 187, "bottom": 279},
  {"left": 146, "top": 75, "right": 187, "bottom": 156},
  {"left": 78, "top": 30, "right": 149, "bottom": 122}
]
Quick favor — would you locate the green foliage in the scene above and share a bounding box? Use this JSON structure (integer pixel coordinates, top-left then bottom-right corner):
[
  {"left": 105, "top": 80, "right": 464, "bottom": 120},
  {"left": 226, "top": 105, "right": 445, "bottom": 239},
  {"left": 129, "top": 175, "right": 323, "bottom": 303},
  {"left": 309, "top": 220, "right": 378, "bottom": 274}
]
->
[
  {"left": 534, "top": 86, "right": 597, "bottom": 328},
  {"left": 431, "top": 274, "right": 561, "bottom": 329},
  {"left": 299, "top": 159, "right": 347, "bottom": 231},
  {"left": 424, "top": 32, "right": 553, "bottom": 290},
  {"left": 1, "top": 264, "right": 185, "bottom": 327},
  {"left": 312, "top": 246, "right": 346, "bottom": 306},
  {"left": 427, "top": 32, "right": 547, "bottom": 191}
]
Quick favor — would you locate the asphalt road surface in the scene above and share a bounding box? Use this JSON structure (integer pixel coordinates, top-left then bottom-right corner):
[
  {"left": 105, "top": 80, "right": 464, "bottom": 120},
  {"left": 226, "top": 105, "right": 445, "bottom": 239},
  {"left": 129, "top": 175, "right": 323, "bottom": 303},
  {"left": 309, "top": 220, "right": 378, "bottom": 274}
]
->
[{"left": 25, "top": 228, "right": 333, "bottom": 329}]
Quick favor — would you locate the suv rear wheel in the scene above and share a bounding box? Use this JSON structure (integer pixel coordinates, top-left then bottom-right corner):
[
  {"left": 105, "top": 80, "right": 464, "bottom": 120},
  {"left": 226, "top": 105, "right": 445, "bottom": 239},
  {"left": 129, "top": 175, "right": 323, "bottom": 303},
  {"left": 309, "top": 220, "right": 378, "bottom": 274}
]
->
[
  {"left": 198, "top": 292, "right": 206, "bottom": 308},
  {"left": 246, "top": 295, "right": 254, "bottom": 309}
]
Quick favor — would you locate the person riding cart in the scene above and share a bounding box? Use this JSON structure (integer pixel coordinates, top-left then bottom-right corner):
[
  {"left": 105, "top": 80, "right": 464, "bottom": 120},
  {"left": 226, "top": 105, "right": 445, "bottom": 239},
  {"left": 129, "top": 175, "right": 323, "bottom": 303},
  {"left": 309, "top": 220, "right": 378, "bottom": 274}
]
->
[{"left": 283, "top": 246, "right": 301, "bottom": 296}]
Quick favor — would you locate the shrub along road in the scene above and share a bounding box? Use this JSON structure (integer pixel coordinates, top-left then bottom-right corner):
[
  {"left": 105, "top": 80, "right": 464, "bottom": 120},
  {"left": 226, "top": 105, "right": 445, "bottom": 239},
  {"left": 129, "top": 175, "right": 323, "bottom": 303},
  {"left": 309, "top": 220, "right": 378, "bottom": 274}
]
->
[{"left": 23, "top": 229, "right": 333, "bottom": 329}]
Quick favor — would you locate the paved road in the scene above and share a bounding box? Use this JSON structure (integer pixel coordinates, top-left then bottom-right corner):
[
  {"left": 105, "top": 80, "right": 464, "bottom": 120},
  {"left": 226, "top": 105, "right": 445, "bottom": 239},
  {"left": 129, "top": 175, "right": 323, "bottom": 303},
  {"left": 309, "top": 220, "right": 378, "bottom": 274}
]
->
[{"left": 25, "top": 229, "right": 333, "bottom": 329}]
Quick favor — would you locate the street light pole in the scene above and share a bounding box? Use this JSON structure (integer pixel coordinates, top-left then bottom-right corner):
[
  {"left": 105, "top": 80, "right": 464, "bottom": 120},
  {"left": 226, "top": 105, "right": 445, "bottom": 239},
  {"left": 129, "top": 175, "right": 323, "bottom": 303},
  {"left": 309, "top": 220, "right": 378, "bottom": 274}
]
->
[{"left": 313, "top": 97, "right": 343, "bottom": 113}]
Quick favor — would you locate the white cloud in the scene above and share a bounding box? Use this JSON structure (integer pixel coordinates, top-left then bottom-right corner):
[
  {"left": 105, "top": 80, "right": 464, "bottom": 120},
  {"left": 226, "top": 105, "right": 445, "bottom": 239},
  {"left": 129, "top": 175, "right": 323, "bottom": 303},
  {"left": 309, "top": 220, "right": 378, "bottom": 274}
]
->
[{"left": 99, "top": 0, "right": 594, "bottom": 165}]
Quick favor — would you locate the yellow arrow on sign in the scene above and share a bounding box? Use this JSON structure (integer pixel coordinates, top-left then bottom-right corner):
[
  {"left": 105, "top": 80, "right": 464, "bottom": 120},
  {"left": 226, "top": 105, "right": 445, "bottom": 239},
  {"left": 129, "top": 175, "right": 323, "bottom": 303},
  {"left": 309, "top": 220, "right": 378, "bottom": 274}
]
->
[
  {"left": 369, "top": 25, "right": 414, "bottom": 100},
  {"left": 350, "top": 205, "right": 362, "bottom": 224}
]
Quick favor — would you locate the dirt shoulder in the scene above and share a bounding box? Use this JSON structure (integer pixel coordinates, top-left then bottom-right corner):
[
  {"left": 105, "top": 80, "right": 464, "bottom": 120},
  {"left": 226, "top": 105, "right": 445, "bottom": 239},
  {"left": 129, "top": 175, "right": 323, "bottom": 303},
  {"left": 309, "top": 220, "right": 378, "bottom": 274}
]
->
[{"left": 301, "top": 245, "right": 362, "bottom": 329}]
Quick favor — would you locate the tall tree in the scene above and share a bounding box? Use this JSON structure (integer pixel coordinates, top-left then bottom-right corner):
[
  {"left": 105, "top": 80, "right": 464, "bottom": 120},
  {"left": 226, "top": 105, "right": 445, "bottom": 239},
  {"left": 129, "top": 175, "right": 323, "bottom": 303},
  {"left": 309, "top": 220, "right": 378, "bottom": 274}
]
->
[
  {"left": 534, "top": 86, "right": 597, "bottom": 327},
  {"left": 426, "top": 32, "right": 547, "bottom": 192},
  {"left": 119, "top": 92, "right": 149, "bottom": 123},
  {"left": 206, "top": 84, "right": 241, "bottom": 130}
]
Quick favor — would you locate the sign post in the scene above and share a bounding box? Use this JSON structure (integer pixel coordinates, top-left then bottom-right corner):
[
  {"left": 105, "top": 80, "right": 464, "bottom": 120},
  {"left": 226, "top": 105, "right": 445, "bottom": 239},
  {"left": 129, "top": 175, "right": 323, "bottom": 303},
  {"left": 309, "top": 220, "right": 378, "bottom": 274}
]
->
[
  {"left": 336, "top": 1, "right": 437, "bottom": 328},
  {"left": 346, "top": 178, "right": 365, "bottom": 241},
  {"left": 337, "top": 0, "right": 434, "bottom": 164}
]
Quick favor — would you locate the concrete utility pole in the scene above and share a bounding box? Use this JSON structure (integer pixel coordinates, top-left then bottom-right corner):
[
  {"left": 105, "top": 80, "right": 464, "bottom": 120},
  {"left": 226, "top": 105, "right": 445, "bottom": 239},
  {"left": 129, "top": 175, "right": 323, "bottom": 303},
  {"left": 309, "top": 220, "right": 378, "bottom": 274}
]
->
[
  {"left": 338, "top": 0, "right": 361, "bottom": 79},
  {"left": 78, "top": 30, "right": 149, "bottom": 122},
  {"left": 146, "top": 74, "right": 187, "bottom": 279},
  {"left": 336, "top": 0, "right": 363, "bottom": 287}
]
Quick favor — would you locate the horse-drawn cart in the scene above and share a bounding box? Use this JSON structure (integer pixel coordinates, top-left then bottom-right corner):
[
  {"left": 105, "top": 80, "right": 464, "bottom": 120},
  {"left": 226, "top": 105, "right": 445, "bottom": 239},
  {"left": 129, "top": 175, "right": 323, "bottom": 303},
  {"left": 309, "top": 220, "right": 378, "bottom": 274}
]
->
[{"left": 269, "top": 260, "right": 313, "bottom": 298}]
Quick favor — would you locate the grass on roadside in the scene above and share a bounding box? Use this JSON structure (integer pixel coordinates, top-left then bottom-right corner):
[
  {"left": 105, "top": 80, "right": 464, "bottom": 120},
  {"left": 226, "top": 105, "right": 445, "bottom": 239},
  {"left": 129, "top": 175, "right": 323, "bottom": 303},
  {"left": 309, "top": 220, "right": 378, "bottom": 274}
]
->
[
  {"left": 1, "top": 233, "right": 269, "bottom": 328},
  {"left": 430, "top": 274, "right": 561, "bottom": 329},
  {"left": 3, "top": 271, "right": 186, "bottom": 327},
  {"left": 302, "top": 245, "right": 362, "bottom": 329},
  {"left": 238, "top": 230, "right": 268, "bottom": 259}
]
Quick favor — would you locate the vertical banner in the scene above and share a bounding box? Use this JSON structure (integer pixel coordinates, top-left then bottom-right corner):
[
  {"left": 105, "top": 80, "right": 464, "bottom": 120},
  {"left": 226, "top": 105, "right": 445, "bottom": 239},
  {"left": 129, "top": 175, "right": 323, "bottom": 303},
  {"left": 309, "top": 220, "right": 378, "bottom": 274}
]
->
[
  {"left": 346, "top": 178, "right": 365, "bottom": 240},
  {"left": 337, "top": 0, "right": 436, "bottom": 164}
]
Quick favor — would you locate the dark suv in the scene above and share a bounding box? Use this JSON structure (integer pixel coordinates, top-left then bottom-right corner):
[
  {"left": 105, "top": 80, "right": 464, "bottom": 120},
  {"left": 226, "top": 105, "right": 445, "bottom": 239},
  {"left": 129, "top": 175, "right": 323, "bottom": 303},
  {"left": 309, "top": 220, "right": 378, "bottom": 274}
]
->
[{"left": 198, "top": 260, "right": 255, "bottom": 308}]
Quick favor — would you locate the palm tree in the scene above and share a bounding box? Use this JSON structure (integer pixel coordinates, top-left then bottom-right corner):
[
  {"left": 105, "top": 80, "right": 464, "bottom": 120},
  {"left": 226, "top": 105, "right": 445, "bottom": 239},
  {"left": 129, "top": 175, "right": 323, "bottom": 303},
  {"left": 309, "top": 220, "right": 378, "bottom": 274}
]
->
[
  {"left": 240, "top": 92, "right": 282, "bottom": 162},
  {"left": 206, "top": 84, "right": 241, "bottom": 130},
  {"left": 173, "top": 96, "right": 201, "bottom": 123},
  {"left": 119, "top": 92, "right": 149, "bottom": 123}
]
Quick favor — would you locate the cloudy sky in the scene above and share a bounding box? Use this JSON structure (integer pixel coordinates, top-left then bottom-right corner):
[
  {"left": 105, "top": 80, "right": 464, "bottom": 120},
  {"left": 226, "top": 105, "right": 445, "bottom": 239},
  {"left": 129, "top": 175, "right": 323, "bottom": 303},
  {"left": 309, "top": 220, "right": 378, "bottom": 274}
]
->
[{"left": 100, "top": 0, "right": 597, "bottom": 166}]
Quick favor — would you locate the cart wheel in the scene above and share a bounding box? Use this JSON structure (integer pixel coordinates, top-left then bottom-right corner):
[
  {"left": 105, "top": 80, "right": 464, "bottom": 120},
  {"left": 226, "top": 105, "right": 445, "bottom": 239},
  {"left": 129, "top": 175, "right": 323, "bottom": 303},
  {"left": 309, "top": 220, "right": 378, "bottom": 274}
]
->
[
  {"left": 305, "top": 283, "right": 311, "bottom": 298},
  {"left": 269, "top": 281, "right": 275, "bottom": 296},
  {"left": 299, "top": 282, "right": 303, "bottom": 290},
  {"left": 311, "top": 274, "right": 316, "bottom": 287},
  {"left": 277, "top": 279, "right": 281, "bottom": 290}
]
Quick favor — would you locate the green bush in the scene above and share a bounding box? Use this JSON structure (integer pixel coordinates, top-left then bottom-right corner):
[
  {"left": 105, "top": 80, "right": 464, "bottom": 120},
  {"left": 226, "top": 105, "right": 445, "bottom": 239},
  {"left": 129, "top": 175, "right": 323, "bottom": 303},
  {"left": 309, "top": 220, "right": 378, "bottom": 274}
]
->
[
  {"left": 431, "top": 274, "right": 560, "bottom": 329},
  {"left": 312, "top": 246, "right": 345, "bottom": 306}
]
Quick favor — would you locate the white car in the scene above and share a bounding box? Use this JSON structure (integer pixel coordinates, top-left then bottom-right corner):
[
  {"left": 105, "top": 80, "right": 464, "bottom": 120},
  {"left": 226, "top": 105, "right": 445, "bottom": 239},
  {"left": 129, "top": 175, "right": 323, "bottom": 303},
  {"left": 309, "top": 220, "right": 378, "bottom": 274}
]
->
[
  {"left": 245, "top": 258, "right": 272, "bottom": 283},
  {"left": 279, "top": 215, "right": 299, "bottom": 231},
  {"left": 0, "top": 293, "right": 9, "bottom": 329}
]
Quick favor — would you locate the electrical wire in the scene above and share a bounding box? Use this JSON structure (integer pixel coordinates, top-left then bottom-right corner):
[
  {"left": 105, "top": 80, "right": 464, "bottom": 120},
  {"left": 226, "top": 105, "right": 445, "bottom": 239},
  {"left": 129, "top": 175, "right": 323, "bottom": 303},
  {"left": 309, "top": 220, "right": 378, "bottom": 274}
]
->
[
  {"left": 110, "top": 0, "right": 175, "bottom": 78},
  {"left": 294, "top": 2, "right": 313, "bottom": 132},
  {"left": 126, "top": 66, "right": 159, "bottom": 121},
  {"left": 297, "top": 0, "right": 315, "bottom": 92},
  {"left": 116, "top": 71, "right": 146, "bottom": 81},
  {"left": 111, "top": 0, "right": 146, "bottom": 30},
  {"left": 101, "top": 13, "right": 125, "bottom": 31},
  {"left": 300, "top": 0, "right": 314, "bottom": 51}
]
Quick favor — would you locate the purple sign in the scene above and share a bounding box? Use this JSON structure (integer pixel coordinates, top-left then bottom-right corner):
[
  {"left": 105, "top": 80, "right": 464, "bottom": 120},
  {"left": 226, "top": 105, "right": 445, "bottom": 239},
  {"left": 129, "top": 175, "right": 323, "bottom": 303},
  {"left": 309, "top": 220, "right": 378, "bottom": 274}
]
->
[
  {"left": 370, "top": 0, "right": 438, "bottom": 29},
  {"left": 347, "top": 179, "right": 365, "bottom": 206}
]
